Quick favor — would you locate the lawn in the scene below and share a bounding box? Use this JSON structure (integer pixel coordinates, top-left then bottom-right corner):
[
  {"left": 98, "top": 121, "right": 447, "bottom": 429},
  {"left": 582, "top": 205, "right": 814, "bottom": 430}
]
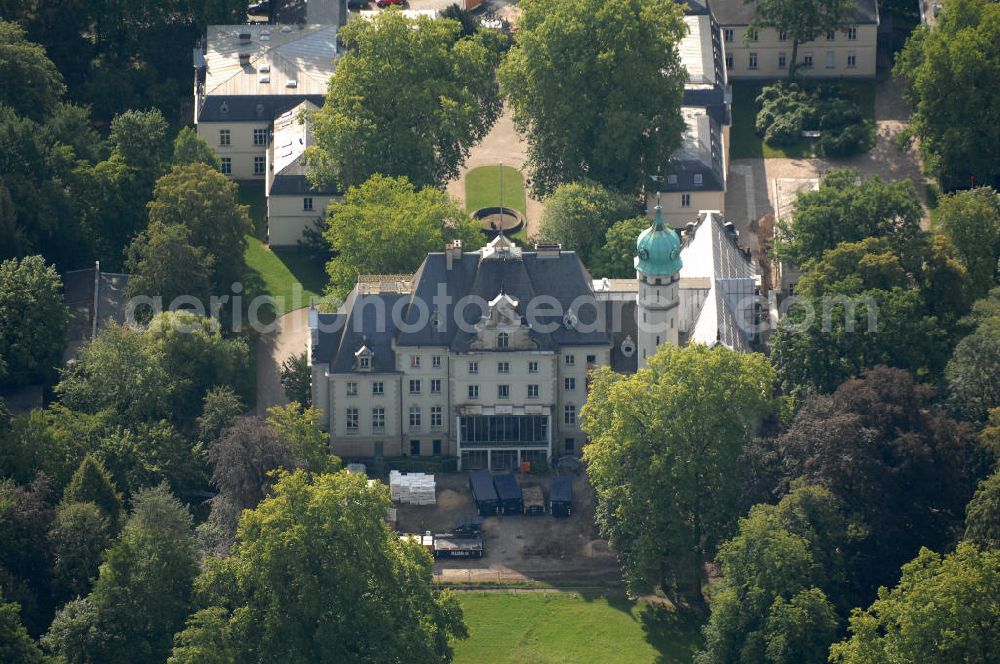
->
[
  {"left": 244, "top": 237, "right": 326, "bottom": 315},
  {"left": 451, "top": 592, "right": 703, "bottom": 664},
  {"left": 238, "top": 182, "right": 328, "bottom": 315},
  {"left": 729, "top": 79, "right": 877, "bottom": 160},
  {"left": 465, "top": 164, "right": 527, "bottom": 215}
]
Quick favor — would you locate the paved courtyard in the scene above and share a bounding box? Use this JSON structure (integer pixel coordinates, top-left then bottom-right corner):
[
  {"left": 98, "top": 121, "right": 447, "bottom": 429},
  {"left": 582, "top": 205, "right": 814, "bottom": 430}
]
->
[{"left": 725, "top": 75, "right": 929, "bottom": 290}]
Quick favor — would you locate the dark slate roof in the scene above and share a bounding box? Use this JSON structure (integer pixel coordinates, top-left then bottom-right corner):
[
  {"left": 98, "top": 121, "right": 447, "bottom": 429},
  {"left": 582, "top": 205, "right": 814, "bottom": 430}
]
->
[
  {"left": 269, "top": 174, "right": 340, "bottom": 196},
  {"left": 198, "top": 94, "right": 325, "bottom": 123},
  {"left": 661, "top": 158, "right": 726, "bottom": 193},
  {"left": 607, "top": 300, "right": 638, "bottom": 374},
  {"left": 317, "top": 247, "right": 617, "bottom": 373},
  {"left": 677, "top": 0, "right": 711, "bottom": 15},
  {"left": 708, "top": 0, "right": 878, "bottom": 25}
]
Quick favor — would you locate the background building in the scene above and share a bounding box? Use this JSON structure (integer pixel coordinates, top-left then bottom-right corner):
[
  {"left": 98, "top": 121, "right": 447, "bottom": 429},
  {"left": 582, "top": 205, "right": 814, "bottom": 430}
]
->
[{"left": 711, "top": 0, "right": 879, "bottom": 79}]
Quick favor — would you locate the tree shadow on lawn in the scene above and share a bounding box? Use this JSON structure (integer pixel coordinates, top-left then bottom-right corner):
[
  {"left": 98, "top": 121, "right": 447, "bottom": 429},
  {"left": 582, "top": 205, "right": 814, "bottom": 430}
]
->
[{"left": 640, "top": 603, "right": 704, "bottom": 664}]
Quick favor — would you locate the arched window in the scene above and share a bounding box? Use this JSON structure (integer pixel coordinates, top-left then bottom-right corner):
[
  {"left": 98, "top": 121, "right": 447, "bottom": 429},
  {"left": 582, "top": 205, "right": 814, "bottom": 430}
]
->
[{"left": 497, "top": 332, "right": 509, "bottom": 349}]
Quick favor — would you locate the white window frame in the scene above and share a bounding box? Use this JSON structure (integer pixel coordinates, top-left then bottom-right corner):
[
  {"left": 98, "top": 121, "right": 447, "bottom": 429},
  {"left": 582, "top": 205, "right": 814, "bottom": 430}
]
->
[
  {"left": 498, "top": 384, "right": 510, "bottom": 399},
  {"left": 847, "top": 26, "right": 858, "bottom": 40},
  {"left": 409, "top": 379, "right": 421, "bottom": 394},
  {"left": 468, "top": 385, "right": 479, "bottom": 400},
  {"left": 430, "top": 406, "right": 442, "bottom": 428},
  {"left": 253, "top": 128, "right": 268, "bottom": 146},
  {"left": 847, "top": 53, "right": 857, "bottom": 69},
  {"left": 748, "top": 52, "right": 758, "bottom": 70},
  {"left": 681, "top": 194, "right": 691, "bottom": 208},
  {"left": 372, "top": 381, "right": 383, "bottom": 396},
  {"left": 219, "top": 129, "right": 230, "bottom": 146},
  {"left": 430, "top": 378, "right": 441, "bottom": 394},
  {"left": 723, "top": 28, "right": 734, "bottom": 42},
  {"left": 468, "top": 361, "right": 478, "bottom": 374},
  {"left": 498, "top": 361, "right": 510, "bottom": 374},
  {"left": 778, "top": 52, "right": 787, "bottom": 69},
  {"left": 432, "top": 355, "right": 441, "bottom": 368},
  {"left": 528, "top": 361, "right": 538, "bottom": 373},
  {"left": 220, "top": 157, "right": 232, "bottom": 175},
  {"left": 303, "top": 197, "right": 313, "bottom": 211},
  {"left": 372, "top": 407, "right": 385, "bottom": 431},
  {"left": 408, "top": 406, "right": 421, "bottom": 429},
  {"left": 346, "top": 407, "right": 359, "bottom": 431},
  {"left": 253, "top": 155, "right": 265, "bottom": 175},
  {"left": 346, "top": 381, "right": 358, "bottom": 396},
  {"left": 565, "top": 377, "right": 576, "bottom": 391},
  {"left": 527, "top": 384, "right": 539, "bottom": 399},
  {"left": 564, "top": 404, "right": 576, "bottom": 426}
]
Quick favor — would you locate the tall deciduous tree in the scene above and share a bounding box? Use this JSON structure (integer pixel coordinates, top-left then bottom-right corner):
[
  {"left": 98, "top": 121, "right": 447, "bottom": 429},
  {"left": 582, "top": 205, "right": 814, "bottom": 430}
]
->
[
  {"left": 590, "top": 216, "right": 651, "bottom": 278},
  {"left": 749, "top": 0, "right": 855, "bottom": 78},
  {"left": 280, "top": 352, "right": 312, "bottom": 408},
  {"left": 0, "top": 255, "right": 69, "bottom": 388},
  {"left": 775, "top": 169, "right": 923, "bottom": 266},
  {"left": 500, "top": 0, "right": 687, "bottom": 196},
  {"left": 323, "top": 174, "right": 481, "bottom": 299},
  {"left": 0, "top": 599, "right": 56, "bottom": 664},
  {"left": 535, "top": 181, "right": 637, "bottom": 268},
  {"left": 777, "top": 366, "right": 987, "bottom": 602},
  {"left": 47, "top": 502, "right": 110, "bottom": 601},
  {"left": 695, "top": 485, "right": 847, "bottom": 664},
  {"left": 894, "top": 0, "right": 1000, "bottom": 192},
  {"left": 186, "top": 471, "right": 466, "bottom": 662},
  {"left": 125, "top": 221, "right": 214, "bottom": 312},
  {"left": 829, "top": 542, "right": 1000, "bottom": 664},
  {"left": 43, "top": 484, "right": 198, "bottom": 664},
  {"left": 0, "top": 20, "right": 65, "bottom": 122},
  {"left": 946, "top": 288, "right": 1000, "bottom": 422},
  {"left": 171, "top": 126, "right": 221, "bottom": 170},
  {"left": 934, "top": 188, "right": 1000, "bottom": 300},
  {"left": 965, "top": 468, "right": 1000, "bottom": 550},
  {"left": 582, "top": 344, "right": 776, "bottom": 607},
  {"left": 147, "top": 163, "right": 251, "bottom": 291},
  {"left": 310, "top": 12, "right": 501, "bottom": 190}
]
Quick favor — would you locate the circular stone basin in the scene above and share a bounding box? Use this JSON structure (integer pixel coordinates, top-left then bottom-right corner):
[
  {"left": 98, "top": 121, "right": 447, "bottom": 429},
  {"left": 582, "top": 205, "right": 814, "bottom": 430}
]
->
[{"left": 473, "top": 206, "right": 525, "bottom": 237}]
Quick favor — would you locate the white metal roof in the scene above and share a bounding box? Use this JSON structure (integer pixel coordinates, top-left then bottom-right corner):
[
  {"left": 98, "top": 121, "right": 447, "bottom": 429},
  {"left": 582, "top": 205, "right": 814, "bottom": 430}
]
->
[
  {"left": 679, "top": 15, "right": 717, "bottom": 86},
  {"left": 203, "top": 24, "right": 339, "bottom": 97}
]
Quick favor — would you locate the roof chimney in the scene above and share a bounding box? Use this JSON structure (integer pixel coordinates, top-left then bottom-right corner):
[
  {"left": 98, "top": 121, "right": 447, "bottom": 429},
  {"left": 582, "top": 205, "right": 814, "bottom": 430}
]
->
[
  {"left": 445, "top": 240, "right": 463, "bottom": 270},
  {"left": 534, "top": 242, "right": 562, "bottom": 258}
]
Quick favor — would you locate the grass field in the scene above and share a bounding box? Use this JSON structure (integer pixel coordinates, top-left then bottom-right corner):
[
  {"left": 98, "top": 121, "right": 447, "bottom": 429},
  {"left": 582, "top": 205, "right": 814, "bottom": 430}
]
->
[
  {"left": 730, "top": 79, "right": 877, "bottom": 159},
  {"left": 451, "top": 592, "right": 703, "bottom": 664},
  {"left": 465, "top": 165, "right": 528, "bottom": 215},
  {"left": 238, "top": 183, "right": 327, "bottom": 315}
]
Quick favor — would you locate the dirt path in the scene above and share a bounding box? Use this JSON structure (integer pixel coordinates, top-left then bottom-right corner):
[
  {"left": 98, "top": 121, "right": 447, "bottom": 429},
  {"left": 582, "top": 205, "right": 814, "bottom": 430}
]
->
[{"left": 255, "top": 307, "right": 311, "bottom": 415}]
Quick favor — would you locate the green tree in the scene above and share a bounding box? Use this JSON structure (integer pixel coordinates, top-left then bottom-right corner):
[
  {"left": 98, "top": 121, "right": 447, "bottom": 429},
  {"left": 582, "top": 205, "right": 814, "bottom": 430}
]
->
[
  {"left": 829, "top": 542, "right": 1000, "bottom": 664},
  {"left": 323, "top": 174, "right": 480, "bottom": 299},
  {"left": 197, "top": 386, "right": 245, "bottom": 444},
  {"left": 171, "top": 126, "right": 220, "bottom": 170},
  {"left": 189, "top": 471, "right": 466, "bottom": 662},
  {"left": 0, "top": 476, "right": 54, "bottom": 636},
  {"left": 108, "top": 108, "right": 168, "bottom": 175},
  {"left": 762, "top": 589, "right": 840, "bottom": 664},
  {"left": 61, "top": 455, "right": 124, "bottom": 530},
  {"left": 777, "top": 366, "right": 987, "bottom": 603},
  {"left": 535, "top": 181, "right": 636, "bottom": 267},
  {"left": 43, "top": 484, "right": 198, "bottom": 664},
  {"left": 894, "top": 0, "right": 1000, "bottom": 191},
  {"left": 582, "top": 344, "right": 776, "bottom": 606},
  {"left": 749, "top": 0, "right": 854, "bottom": 78},
  {"left": 125, "top": 222, "right": 214, "bottom": 314},
  {"left": 771, "top": 236, "right": 962, "bottom": 395},
  {"left": 695, "top": 485, "right": 847, "bottom": 664},
  {"left": 0, "top": 255, "right": 69, "bottom": 388},
  {"left": 0, "top": 599, "right": 57, "bottom": 664},
  {"left": 591, "top": 216, "right": 650, "bottom": 278},
  {"left": 934, "top": 188, "right": 1000, "bottom": 299},
  {"left": 56, "top": 312, "right": 251, "bottom": 427},
  {"left": 0, "top": 20, "right": 66, "bottom": 122},
  {"left": 280, "top": 351, "right": 312, "bottom": 408},
  {"left": 965, "top": 468, "right": 1000, "bottom": 550},
  {"left": 167, "top": 607, "right": 237, "bottom": 664},
  {"left": 775, "top": 169, "right": 923, "bottom": 266},
  {"left": 946, "top": 288, "right": 1000, "bottom": 422},
  {"left": 48, "top": 501, "right": 110, "bottom": 600},
  {"left": 500, "top": 0, "right": 688, "bottom": 195},
  {"left": 266, "top": 403, "right": 339, "bottom": 474},
  {"left": 147, "top": 163, "right": 251, "bottom": 290},
  {"left": 310, "top": 11, "right": 501, "bottom": 190}
]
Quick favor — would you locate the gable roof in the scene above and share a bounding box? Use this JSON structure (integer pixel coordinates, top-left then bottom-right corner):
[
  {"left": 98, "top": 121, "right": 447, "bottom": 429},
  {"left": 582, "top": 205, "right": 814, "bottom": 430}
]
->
[
  {"left": 266, "top": 100, "right": 341, "bottom": 196},
  {"left": 680, "top": 211, "right": 758, "bottom": 351}
]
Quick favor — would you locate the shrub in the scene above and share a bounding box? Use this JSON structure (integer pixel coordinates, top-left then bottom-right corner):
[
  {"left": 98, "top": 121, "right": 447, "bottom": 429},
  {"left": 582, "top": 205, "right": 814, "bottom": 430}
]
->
[{"left": 755, "top": 82, "right": 873, "bottom": 156}]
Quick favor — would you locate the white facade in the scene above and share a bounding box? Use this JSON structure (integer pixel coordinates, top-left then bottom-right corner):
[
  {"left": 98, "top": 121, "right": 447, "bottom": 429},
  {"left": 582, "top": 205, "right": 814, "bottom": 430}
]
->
[
  {"left": 636, "top": 272, "right": 680, "bottom": 368},
  {"left": 721, "top": 24, "right": 878, "bottom": 79}
]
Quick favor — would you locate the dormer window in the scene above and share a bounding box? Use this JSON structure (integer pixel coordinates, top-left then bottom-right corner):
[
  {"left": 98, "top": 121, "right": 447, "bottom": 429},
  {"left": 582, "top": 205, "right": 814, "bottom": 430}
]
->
[
  {"left": 355, "top": 345, "right": 373, "bottom": 371},
  {"left": 497, "top": 332, "right": 509, "bottom": 349}
]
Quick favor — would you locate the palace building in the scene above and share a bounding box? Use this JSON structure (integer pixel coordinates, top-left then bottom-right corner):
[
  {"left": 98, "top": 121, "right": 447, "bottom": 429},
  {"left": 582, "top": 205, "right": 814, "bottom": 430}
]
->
[{"left": 309, "top": 209, "right": 760, "bottom": 470}]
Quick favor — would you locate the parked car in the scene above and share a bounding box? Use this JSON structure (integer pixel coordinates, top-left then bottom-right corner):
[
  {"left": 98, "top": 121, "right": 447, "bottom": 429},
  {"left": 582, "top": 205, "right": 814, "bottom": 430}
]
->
[
  {"left": 248, "top": 0, "right": 270, "bottom": 14},
  {"left": 375, "top": 0, "right": 403, "bottom": 7}
]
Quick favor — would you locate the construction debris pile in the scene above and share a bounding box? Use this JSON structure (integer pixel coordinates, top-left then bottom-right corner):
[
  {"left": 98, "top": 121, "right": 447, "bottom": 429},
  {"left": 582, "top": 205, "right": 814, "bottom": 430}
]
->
[{"left": 389, "top": 471, "right": 436, "bottom": 505}]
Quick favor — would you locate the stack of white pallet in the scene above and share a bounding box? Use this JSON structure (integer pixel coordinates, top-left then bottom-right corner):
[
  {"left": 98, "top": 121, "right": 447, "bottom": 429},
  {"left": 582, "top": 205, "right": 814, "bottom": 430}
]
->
[{"left": 389, "top": 471, "right": 436, "bottom": 505}]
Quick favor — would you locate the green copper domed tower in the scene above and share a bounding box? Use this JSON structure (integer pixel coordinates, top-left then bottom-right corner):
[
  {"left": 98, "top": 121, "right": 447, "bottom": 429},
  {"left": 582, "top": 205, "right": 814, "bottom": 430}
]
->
[{"left": 635, "top": 205, "right": 682, "bottom": 366}]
